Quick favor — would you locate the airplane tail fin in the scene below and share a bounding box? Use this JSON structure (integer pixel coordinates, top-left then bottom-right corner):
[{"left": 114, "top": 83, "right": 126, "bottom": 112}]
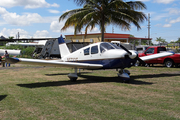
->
[{"left": 58, "top": 35, "right": 70, "bottom": 58}]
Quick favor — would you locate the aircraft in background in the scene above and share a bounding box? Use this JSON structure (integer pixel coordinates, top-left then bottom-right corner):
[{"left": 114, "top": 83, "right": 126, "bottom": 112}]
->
[
  {"left": 0, "top": 49, "right": 21, "bottom": 57},
  {"left": 7, "top": 35, "right": 174, "bottom": 82}
]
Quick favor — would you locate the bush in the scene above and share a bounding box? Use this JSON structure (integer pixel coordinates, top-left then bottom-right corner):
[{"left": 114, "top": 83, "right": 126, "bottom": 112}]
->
[{"left": 5, "top": 45, "right": 35, "bottom": 58}]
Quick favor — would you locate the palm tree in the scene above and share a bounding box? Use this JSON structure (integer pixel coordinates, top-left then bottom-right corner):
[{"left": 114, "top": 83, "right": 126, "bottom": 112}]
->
[
  {"left": 155, "top": 37, "right": 166, "bottom": 45},
  {"left": 60, "top": 0, "right": 147, "bottom": 42}
]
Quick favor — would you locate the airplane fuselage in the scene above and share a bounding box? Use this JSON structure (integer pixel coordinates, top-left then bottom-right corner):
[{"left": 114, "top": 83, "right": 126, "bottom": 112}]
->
[{"left": 62, "top": 42, "right": 137, "bottom": 69}]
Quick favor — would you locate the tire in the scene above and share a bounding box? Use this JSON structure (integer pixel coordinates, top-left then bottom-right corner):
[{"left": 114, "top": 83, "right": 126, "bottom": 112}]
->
[
  {"left": 164, "top": 60, "right": 174, "bottom": 68},
  {"left": 70, "top": 78, "right": 77, "bottom": 82}
]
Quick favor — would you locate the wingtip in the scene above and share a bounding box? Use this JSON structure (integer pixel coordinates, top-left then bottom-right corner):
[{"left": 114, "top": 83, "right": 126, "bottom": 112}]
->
[{"left": 6, "top": 57, "right": 19, "bottom": 64}]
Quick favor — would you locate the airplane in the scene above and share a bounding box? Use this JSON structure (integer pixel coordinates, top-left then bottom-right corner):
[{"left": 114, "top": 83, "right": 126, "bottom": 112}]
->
[
  {"left": 6, "top": 35, "right": 174, "bottom": 83},
  {"left": 0, "top": 49, "right": 21, "bottom": 56}
]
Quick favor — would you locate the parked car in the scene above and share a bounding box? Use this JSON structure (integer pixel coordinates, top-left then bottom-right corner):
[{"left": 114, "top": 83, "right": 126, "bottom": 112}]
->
[{"left": 137, "top": 46, "right": 180, "bottom": 67}]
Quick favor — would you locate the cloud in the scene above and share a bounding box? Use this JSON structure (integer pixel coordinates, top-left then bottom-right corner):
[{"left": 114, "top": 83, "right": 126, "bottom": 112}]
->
[
  {"left": 50, "top": 21, "right": 74, "bottom": 33},
  {"left": 163, "top": 24, "right": 171, "bottom": 27},
  {"left": 152, "top": 14, "right": 169, "bottom": 21},
  {"left": 50, "top": 20, "right": 100, "bottom": 34},
  {"left": 169, "top": 17, "right": 180, "bottom": 24},
  {"left": 165, "top": 8, "right": 180, "bottom": 15},
  {"left": 153, "top": 0, "right": 175, "bottom": 4},
  {"left": 0, "top": 0, "right": 59, "bottom": 9},
  {"left": 0, "top": 7, "right": 58, "bottom": 26},
  {"left": 0, "top": 28, "right": 30, "bottom": 38},
  {"left": 48, "top": 9, "right": 60, "bottom": 14},
  {"left": 62, "top": 9, "right": 70, "bottom": 13},
  {"left": 33, "top": 30, "right": 51, "bottom": 38}
]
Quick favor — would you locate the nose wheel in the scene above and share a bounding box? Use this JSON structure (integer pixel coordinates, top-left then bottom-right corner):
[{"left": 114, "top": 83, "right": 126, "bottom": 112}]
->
[{"left": 118, "top": 69, "right": 130, "bottom": 83}]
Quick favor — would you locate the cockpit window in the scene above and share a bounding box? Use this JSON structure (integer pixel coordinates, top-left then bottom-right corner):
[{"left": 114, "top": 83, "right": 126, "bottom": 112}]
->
[
  {"left": 109, "top": 43, "right": 121, "bottom": 49},
  {"left": 100, "top": 42, "right": 120, "bottom": 53},
  {"left": 91, "top": 45, "right": 98, "bottom": 54},
  {"left": 84, "top": 47, "right": 90, "bottom": 55}
]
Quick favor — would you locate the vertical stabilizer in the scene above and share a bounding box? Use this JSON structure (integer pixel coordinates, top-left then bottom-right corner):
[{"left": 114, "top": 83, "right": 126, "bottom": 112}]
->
[{"left": 58, "top": 35, "right": 70, "bottom": 58}]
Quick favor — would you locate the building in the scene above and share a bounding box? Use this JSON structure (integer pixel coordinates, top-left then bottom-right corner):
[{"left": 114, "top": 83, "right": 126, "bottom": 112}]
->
[
  {"left": 0, "top": 36, "right": 7, "bottom": 46},
  {"left": 65, "top": 33, "right": 152, "bottom": 45}
]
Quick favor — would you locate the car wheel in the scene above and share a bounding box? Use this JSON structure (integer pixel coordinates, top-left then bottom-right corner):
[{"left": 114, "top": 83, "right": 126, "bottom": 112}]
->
[{"left": 165, "top": 60, "right": 174, "bottom": 68}]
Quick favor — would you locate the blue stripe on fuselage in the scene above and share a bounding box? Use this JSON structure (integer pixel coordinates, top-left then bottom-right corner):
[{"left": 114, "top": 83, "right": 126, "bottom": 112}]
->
[{"left": 76, "top": 58, "right": 137, "bottom": 69}]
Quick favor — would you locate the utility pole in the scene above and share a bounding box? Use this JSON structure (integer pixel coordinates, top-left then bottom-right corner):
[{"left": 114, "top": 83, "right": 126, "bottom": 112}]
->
[
  {"left": 148, "top": 13, "right": 150, "bottom": 39},
  {"left": 147, "top": 13, "right": 151, "bottom": 45}
]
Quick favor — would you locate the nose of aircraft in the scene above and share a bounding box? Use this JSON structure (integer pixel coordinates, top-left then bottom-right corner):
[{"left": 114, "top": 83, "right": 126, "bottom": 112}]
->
[{"left": 128, "top": 51, "right": 138, "bottom": 59}]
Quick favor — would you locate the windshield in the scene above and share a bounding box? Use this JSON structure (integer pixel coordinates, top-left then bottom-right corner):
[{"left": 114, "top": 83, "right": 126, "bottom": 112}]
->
[{"left": 100, "top": 42, "right": 121, "bottom": 53}]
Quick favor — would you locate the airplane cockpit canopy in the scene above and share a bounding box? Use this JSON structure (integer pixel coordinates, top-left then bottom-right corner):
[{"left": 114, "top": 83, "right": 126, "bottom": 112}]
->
[
  {"left": 100, "top": 42, "right": 121, "bottom": 53},
  {"left": 84, "top": 42, "right": 121, "bottom": 55}
]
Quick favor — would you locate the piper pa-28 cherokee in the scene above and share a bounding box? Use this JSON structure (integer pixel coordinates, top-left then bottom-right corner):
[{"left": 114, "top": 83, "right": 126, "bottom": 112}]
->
[{"left": 7, "top": 35, "right": 174, "bottom": 82}]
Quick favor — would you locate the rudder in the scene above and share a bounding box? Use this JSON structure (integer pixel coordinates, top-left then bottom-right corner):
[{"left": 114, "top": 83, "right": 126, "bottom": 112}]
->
[{"left": 58, "top": 35, "right": 70, "bottom": 58}]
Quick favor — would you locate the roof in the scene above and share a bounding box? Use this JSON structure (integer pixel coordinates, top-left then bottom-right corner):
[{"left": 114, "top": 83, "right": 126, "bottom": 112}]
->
[
  {"left": 0, "top": 36, "right": 6, "bottom": 39},
  {"left": 65, "top": 33, "right": 152, "bottom": 40}
]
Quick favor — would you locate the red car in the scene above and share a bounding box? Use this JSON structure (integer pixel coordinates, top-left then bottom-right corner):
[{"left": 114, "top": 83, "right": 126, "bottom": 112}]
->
[{"left": 138, "top": 46, "right": 180, "bottom": 67}]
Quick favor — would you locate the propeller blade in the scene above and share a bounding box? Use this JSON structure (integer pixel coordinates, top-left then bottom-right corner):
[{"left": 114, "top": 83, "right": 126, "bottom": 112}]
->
[
  {"left": 119, "top": 44, "right": 132, "bottom": 55},
  {"left": 119, "top": 44, "right": 146, "bottom": 65},
  {"left": 135, "top": 56, "right": 147, "bottom": 66}
]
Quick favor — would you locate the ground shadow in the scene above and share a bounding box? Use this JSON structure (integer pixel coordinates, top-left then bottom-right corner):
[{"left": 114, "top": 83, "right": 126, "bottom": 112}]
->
[
  {"left": 17, "top": 73, "right": 154, "bottom": 89},
  {"left": 0, "top": 95, "right": 7, "bottom": 101},
  {"left": 131, "top": 73, "right": 180, "bottom": 79}
]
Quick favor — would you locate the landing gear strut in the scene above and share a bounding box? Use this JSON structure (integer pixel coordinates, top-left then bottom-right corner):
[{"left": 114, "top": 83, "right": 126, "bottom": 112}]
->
[
  {"left": 118, "top": 69, "right": 130, "bottom": 83},
  {"left": 68, "top": 68, "right": 78, "bottom": 82}
]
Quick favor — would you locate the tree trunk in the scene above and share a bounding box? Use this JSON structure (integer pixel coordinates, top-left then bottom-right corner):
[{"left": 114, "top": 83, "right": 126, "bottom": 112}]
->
[{"left": 101, "top": 13, "right": 105, "bottom": 42}]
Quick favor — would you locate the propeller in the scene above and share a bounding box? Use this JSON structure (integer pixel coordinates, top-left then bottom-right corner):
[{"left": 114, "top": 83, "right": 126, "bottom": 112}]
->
[{"left": 119, "top": 44, "right": 147, "bottom": 66}]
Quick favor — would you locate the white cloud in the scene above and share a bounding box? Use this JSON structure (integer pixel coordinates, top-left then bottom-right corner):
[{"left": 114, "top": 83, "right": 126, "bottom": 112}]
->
[
  {"left": 0, "top": 28, "right": 30, "bottom": 38},
  {"left": 33, "top": 30, "right": 51, "bottom": 38},
  {"left": 48, "top": 9, "right": 60, "bottom": 14},
  {"left": 166, "top": 8, "right": 180, "bottom": 14},
  {"left": 0, "top": 0, "right": 59, "bottom": 9},
  {"left": 62, "top": 9, "right": 70, "bottom": 13},
  {"left": 169, "top": 17, "right": 180, "bottom": 24},
  {"left": 50, "top": 20, "right": 100, "bottom": 34},
  {"left": 153, "top": 0, "right": 175, "bottom": 4},
  {"left": 152, "top": 14, "right": 169, "bottom": 21},
  {"left": 163, "top": 24, "right": 171, "bottom": 27},
  {"left": 50, "top": 21, "right": 74, "bottom": 33},
  {"left": 0, "top": 7, "right": 58, "bottom": 26}
]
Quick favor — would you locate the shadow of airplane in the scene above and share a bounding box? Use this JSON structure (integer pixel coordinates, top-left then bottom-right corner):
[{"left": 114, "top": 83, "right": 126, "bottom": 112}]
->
[
  {"left": 17, "top": 74, "right": 154, "bottom": 89},
  {"left": 16, "top": 72, "right": 180, "bottom": 89},
  {"left": 0, "top": 95, "right": 7, "bottom": 101}
]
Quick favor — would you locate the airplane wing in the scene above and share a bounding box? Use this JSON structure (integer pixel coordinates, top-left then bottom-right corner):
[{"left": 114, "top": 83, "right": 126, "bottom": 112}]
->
[
  {"left": 139, "top": 51, "right": 174, "bottom": 61},
  {"left": 6, "top": 57, "right": 103, "bottom": 69}
]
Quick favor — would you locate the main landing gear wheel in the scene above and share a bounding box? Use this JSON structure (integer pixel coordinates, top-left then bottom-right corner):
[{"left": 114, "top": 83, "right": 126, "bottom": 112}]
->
[
  {"left": 68, "top": 68, "right": 78, "bottom": 82},
  {"left": 70, "top": 77, "right": 77, "bottom": 82}
]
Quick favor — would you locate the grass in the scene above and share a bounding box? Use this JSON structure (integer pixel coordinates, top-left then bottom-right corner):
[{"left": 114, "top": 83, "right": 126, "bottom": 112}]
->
[{"left": 0, "top": 65, "right": 180, "bottom": 120}]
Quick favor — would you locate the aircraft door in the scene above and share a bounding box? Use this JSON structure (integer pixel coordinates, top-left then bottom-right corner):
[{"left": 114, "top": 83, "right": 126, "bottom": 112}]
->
[{"left": 90, "top": 45, "right": 101, "bottom": 60}]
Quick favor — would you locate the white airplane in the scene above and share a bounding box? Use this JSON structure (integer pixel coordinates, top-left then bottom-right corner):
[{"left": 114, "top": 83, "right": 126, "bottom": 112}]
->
[
  {"left": 0, "top": 49, "right": 21, "bottom": 56},
  {"left": 6, "top": 35, "right": 174, "bottom": 82}
]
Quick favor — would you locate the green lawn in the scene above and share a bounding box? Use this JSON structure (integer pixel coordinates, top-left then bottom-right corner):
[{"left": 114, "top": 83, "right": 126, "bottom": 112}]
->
[{"left": 0, "top": 66, "right": 180, "bottom": 119}]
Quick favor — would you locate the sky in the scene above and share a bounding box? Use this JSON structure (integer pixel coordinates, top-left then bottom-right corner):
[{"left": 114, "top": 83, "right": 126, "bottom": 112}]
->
[{"left": 0, "top": 0, "right": 180, "bottom": 43}]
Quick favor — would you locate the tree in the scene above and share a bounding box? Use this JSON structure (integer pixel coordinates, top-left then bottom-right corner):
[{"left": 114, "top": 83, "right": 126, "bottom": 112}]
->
[
  {"left": 175, "top": 38, "right": 180, "bottom": 43},
  {"left": 8, "top": 36, "right": 14, "bottom": 39},
  {"left": 155, "top": 37, "right": 167, "bottom": 45},
  {"left": 60, "top": 0, "right": 147, "bottom": 41}
]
